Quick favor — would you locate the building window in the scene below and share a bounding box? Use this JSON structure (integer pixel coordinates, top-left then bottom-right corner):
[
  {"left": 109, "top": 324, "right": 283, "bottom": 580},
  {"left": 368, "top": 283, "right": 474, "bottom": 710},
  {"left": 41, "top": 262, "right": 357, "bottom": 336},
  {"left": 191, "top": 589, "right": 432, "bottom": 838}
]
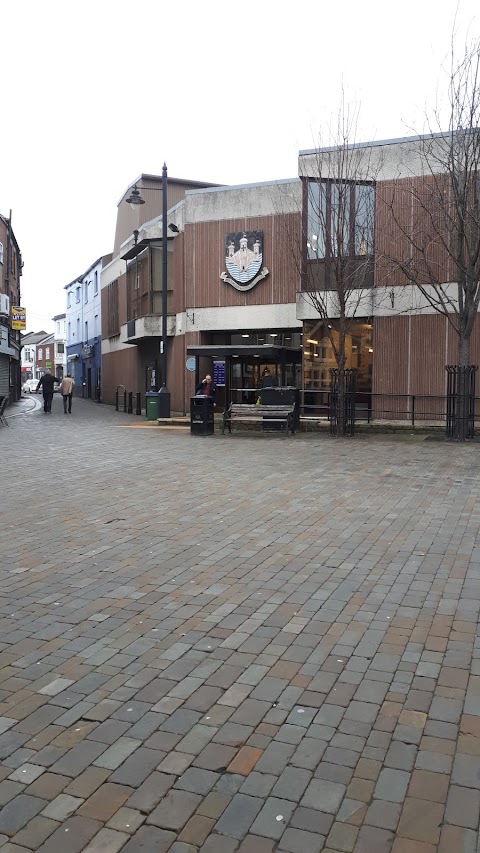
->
[
  {"left": 94, "top": 314, "right": 98, "bottom": 337},
  {"left": 46, "top": 347, "right": 50, "bottom": 359},
  {"left": 303, "top": 319, "right": 373, "bottom": 393},
  {"left": 107, "top": 280, "right": 119, "bottom": 337},
  {"left": 85, "top": 321, "right": 88, "bottom": 341},
  {"left": 68, "top": 322, "right": 71, "bottom": 341},
  {"left": 76, "top": 318, "right": 80, "bottom": 340},
  {"left": 94, "top": 271, "right": 98, "bottom": 295},
  {"left": 38, "top": 348, "right": 43, "bottom": 359},
  {"left": 0, "top": 242, "right": 3, "bottom": 264},
  {"left": 84, "top": 281, "right": 89, "bottom": 303},
  {"left": 67, "top": 292, "right": 72, "bottom": 308},
  {"left": 305, "top": 179, "right": 375, "bottom": 288},
  {"left": 76, "top": 286, "right": 81, "bottom": 303},
  {"left": 57, "top": 343, "right": 64, "bottom": 354}
]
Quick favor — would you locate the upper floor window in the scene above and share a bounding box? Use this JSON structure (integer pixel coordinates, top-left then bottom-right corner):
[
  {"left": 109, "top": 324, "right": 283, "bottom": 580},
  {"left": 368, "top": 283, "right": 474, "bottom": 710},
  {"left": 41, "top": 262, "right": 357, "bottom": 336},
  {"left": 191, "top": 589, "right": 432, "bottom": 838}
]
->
[
  {"left": 76, "top": 286, "right": 81, "bottom": 303},
  {"left": 306, "top": 180, "right": 375, "bottom": 261},
  {"left": 38, "top": 348, "right": 43, "bottom": 359},
  {"left": 305, "top": 179, "right": 375, "bottom": 289},
  {"left": 0, "top": 242, "right": 3, "bottom": 264},
  {"left": 84, "top": 281, "right": 89, "bottom": 303},
  {"left": 94, "top": 271, "right": 98, "bottom": 295},
  {"left": 67, "top": 291, "right": 72, "bottom": 308},
  {"left": 46, "top": 347, "right": 50, "bottom": 359},
  {"left": 57, "top": 343, "right": 65, "bottom": 354},
  {"left": 68, "top": 321, "right": 71, "bottom": 340}
]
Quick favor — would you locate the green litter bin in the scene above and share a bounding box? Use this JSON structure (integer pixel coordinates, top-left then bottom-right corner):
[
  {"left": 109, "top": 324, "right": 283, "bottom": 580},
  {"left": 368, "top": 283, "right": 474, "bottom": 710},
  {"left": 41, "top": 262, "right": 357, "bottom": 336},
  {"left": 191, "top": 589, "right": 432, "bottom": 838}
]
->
[{"left": 146, "top": 392, "right": 160, "bottom": 421}]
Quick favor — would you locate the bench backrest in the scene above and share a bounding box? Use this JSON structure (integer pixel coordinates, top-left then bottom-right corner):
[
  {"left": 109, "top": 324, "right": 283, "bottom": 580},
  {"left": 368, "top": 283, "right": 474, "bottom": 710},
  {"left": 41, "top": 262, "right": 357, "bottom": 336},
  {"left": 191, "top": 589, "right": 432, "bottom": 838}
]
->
[{"left": 229, "top": 403, "right": 294, "bottom": 415}]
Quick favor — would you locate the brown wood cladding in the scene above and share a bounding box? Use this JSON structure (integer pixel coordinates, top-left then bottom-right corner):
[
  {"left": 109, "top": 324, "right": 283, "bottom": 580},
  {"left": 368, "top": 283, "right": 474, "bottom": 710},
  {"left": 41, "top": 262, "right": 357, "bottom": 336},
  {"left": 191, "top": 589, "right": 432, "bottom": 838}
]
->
[
  {"left": 183, "top": 212, "right": 301, "bottom": 308},
  {"left": 374, "top": 314, "right": 480, "bottom": 419},
  {"left": 375, "top": 176, "right": 456, "bottom": 287}
]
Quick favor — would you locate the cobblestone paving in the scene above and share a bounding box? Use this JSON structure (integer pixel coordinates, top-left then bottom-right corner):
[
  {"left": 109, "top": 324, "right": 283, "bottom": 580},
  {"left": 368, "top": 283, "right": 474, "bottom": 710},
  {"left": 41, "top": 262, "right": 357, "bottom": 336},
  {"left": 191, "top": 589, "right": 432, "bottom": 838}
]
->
[{"left": 1, "top": 396, "right": 480, "bottom": 851}]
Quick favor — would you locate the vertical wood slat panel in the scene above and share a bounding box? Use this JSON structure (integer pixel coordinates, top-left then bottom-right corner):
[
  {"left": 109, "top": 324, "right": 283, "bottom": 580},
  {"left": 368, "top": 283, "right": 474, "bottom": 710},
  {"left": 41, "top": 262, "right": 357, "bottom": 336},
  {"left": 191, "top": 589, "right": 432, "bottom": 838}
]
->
[
  {"left": 184, "top": 213, "right": 301, "bottom": 310},
  {"left": 372, "top": 316, "right": 410, "bottom": 419}
]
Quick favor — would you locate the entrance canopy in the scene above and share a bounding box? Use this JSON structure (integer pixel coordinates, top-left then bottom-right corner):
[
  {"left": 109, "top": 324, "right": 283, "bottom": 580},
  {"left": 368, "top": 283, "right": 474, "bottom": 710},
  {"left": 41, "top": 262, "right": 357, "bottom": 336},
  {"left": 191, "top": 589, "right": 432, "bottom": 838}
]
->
[{"left": 186, "top": 345, "right": 301, "bottom": 362}]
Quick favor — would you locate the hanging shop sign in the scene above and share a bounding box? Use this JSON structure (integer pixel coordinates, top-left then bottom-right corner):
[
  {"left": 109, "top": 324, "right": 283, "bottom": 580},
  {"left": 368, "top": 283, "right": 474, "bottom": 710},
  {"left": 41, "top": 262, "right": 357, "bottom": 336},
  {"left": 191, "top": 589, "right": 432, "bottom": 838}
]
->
[
  {"left": 220, "top": 231, "right": 269, "bottom": 292},
  {"left": 11, "top": 306, "right": 26, "bottom": 330}
]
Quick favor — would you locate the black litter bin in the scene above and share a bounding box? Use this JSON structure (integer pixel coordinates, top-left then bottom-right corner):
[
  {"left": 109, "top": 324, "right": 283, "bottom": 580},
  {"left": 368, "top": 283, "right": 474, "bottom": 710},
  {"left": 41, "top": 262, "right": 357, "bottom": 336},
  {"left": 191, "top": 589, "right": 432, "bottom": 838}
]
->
[
  {"left": 259, "top": 386, "right": 300, "bottom": 431},
  {"left": 190, "top": 395, "right": 215, "bottom": 435}
]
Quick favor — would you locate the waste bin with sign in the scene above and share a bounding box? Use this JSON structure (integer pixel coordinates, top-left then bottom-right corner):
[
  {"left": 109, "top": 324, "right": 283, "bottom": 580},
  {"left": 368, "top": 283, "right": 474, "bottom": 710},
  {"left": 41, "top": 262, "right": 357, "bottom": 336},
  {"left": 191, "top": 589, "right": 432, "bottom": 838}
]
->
[
  {"left": 145, "top": 392, "right": 160, "bottom": 421},
  {"left": 259, "top": 386, "right": 300, "bottom": 431},
  {"left": 190, "top": 395, "right": 215, "bottom": 435}
]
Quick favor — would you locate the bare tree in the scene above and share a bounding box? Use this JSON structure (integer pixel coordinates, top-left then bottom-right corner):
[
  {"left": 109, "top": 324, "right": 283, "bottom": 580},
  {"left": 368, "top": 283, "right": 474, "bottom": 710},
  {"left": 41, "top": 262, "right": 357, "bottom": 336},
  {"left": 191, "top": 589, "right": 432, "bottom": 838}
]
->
[
  {"left": 381, "top": 37, "right": 480, "bottom": 437},
  {"left": 283, "top": 100, "right": 380, "bottom": 435}
]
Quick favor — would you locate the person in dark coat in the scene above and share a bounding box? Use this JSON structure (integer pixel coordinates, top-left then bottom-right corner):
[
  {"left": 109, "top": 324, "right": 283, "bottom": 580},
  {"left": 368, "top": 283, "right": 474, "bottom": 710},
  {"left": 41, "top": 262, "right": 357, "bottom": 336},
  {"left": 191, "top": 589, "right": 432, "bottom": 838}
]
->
[
  {"left": 195, "top": 374, "right": 216, "bottom": 402},
  {"left": 258, "top": 367, "right": 276, "bottom": 389},
  {"left": 36, "top": 371, "right": 60, "bottom": 413}
]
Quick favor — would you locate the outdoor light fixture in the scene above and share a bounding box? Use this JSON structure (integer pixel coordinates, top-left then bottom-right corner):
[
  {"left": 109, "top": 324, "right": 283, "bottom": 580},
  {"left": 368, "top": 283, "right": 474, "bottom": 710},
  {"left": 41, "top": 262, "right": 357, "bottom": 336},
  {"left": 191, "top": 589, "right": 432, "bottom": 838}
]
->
[
  {"left": 168, "top": 223, "right": 180, "bottom": 233},
  {"left": 307, "top": 338, "right": 318, "bottom": 344},
  {"left": 124, "top": 164, "right": 170, "bottom": 416},
  {"left": 126, "top": 186, "right": 145, "bottom": 208}
]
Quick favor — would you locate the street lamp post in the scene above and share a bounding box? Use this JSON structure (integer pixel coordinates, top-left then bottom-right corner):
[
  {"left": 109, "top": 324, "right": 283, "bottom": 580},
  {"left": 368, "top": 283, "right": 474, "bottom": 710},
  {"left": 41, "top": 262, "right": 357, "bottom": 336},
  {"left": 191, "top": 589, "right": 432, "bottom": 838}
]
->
[
  {"left": 159, "top": 163, "right": 169, "bottom": 417},
  {"left": 126, "top": 165, "right": 170, "bottom": 417}
]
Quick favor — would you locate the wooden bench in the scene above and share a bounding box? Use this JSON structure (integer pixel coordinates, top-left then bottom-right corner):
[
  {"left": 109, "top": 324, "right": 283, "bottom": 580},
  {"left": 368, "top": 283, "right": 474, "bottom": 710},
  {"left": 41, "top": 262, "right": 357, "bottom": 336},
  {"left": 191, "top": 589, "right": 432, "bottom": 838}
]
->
[{"left": 222, "top": 403, "right": 295, "bottom": 435}]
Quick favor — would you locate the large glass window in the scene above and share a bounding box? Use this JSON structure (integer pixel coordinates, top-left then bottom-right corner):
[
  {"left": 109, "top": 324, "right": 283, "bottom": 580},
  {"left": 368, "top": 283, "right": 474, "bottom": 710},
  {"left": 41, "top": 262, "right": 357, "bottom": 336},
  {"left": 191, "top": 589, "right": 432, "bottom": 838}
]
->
[
  {"left": 303, "top": 319, "right": 373, "bottom": 392},
  {"left": 306, "top": 179, "right": 375, "bottom": 276}
]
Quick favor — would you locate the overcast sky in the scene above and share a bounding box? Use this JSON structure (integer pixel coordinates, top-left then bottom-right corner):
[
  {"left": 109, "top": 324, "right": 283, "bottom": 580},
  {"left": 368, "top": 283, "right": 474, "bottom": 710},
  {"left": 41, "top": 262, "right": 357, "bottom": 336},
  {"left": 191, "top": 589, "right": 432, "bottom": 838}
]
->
[{"left": 1, "top": 0, "right": 478, "bottom": 332}]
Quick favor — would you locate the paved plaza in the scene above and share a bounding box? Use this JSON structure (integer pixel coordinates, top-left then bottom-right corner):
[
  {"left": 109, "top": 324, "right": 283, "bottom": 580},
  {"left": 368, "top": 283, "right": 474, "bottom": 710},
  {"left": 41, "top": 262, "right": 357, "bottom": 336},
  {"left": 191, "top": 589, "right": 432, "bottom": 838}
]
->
[{"left": 1, "top": 396, "right": 480, "bottom": 852}]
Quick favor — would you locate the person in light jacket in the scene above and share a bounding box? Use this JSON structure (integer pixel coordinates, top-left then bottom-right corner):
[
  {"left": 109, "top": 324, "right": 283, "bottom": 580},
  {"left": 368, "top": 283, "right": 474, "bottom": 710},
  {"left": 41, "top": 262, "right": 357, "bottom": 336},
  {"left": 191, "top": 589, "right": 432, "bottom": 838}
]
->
[{"left": 59, "top": 374, "right": 75, "bottom": 414}]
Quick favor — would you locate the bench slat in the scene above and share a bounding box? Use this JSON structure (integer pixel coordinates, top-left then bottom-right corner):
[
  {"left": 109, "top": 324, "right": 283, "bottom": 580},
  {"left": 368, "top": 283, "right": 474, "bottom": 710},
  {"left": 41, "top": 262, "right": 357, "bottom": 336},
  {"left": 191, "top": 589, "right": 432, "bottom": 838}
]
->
[{"left": 222, "top": 402, "right": 296, "bottom": 435}]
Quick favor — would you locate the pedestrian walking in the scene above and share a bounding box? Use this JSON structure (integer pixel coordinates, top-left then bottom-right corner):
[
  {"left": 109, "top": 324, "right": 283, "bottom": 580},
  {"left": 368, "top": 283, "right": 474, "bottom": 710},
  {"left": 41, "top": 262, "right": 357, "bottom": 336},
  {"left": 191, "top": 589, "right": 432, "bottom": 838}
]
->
[
  {"left": 36, "top": 371, "right": 60, "bottom": 413},
  {"left": 59, "top": 374, "right": 75, "bottom": 414}
]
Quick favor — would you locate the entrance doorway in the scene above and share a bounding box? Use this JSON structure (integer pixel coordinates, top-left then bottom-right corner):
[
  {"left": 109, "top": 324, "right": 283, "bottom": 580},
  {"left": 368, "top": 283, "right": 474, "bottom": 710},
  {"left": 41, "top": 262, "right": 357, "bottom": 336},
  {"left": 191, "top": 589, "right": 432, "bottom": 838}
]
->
[
  {"left": 87, "top": 368, "right": 92, "bottom": 399},
  {"left": 187, "top": 345, "right": 303, "bottom": 412}
]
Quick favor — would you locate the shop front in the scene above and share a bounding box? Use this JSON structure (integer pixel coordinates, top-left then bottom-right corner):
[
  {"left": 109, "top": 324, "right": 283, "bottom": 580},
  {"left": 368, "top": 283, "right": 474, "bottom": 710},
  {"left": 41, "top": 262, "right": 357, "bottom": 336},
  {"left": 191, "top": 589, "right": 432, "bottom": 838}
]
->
[{"left": 302, "top": 318, "right": 373, "bottom": 416}]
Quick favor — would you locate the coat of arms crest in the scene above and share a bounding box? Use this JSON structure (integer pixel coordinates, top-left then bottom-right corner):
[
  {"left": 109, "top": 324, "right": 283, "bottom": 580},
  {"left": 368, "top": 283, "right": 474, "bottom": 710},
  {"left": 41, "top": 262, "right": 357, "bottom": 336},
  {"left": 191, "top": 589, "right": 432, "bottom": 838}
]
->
[{"left": 220, "top": 231, "right": 269, "bottom": 292}]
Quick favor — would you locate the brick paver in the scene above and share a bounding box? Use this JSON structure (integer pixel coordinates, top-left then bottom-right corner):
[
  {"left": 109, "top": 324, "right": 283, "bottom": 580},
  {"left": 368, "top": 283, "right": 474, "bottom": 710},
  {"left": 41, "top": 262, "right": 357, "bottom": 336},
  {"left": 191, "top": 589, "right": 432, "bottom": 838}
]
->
[{"left": 1, "top": 397, "right": 480, "bottom": 850}]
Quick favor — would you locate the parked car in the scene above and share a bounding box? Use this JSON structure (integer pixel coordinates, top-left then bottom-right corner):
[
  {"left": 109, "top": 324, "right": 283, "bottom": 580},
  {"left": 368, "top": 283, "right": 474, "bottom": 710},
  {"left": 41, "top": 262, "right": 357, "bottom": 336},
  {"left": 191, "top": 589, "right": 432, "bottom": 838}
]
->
[{"left": 23, "top": 378, "right": 39, "bottom": 393}]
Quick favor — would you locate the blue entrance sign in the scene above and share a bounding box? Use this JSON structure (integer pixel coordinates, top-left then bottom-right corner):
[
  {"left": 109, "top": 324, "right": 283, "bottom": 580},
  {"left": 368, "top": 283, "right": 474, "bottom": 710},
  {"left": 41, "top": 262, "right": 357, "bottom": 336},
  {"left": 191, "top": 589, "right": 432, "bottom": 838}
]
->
[
  {"left": 213, "top": 360, "right": 226, "bottom": 386},
  {"left": 186, "top": 357, "right": 196, "bottom": 372}
]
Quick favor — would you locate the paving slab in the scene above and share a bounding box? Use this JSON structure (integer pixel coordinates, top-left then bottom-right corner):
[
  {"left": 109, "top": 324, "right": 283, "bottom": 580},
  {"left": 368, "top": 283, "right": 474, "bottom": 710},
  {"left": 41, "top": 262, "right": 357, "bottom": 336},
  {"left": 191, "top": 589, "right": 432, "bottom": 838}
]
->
[{"left": 2, "top": 401, "right": 480, "bottom": 850}]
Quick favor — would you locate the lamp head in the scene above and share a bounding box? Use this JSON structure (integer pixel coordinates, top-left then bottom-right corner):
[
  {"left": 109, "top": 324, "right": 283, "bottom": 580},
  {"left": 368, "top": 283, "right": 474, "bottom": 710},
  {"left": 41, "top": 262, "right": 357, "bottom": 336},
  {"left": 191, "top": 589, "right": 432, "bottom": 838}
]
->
[{"left": 126, "top": 186, "right": 145, "bottom": 208}]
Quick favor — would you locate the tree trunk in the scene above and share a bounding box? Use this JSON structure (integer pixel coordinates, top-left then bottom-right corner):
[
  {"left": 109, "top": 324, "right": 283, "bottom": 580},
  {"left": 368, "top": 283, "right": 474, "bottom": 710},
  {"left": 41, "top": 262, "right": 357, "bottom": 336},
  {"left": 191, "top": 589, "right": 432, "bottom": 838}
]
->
[
  {"left": 454, "top": 332, "right": 471, "bottom": 440},
  {"left": 336, "top": 318, "right": 347, "bottom": 437}
]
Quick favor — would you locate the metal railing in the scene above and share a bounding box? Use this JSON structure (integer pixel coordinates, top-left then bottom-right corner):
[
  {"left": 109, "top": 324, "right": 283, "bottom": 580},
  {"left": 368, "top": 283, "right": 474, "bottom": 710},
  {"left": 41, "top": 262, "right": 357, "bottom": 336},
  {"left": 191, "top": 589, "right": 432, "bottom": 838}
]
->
[{"left": 231, "top": 387, "right": 480, "bottom": 428}]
